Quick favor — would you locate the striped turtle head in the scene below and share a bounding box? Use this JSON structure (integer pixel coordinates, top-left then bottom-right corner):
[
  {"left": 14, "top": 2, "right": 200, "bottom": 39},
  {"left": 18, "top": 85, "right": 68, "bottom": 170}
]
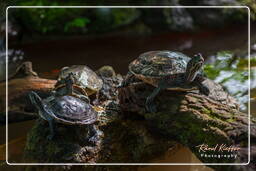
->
[
  {"left": 185, "top": 53, "right": 204, "bottom": 83},
  {"left": 28, "top": 91, "right": 52, "bottom": 120}
]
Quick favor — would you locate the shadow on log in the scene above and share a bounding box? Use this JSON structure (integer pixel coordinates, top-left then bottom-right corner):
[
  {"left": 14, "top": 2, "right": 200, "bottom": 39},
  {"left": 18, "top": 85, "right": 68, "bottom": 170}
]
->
[
  {"left": 5, "top": 64, "right": 254, "bottom": 171},
  {"left": 22, "top": 66, "right": 179, "bottom": 171},
  {"left": 118, "top": 79, "right": 256, "bottom": 171}
]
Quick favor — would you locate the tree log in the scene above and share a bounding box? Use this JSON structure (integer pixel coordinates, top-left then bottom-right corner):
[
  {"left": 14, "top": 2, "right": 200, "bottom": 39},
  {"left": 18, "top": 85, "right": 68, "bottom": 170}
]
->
[
  {"left": 118, "top": 80, "right": 256, "bottom": 171},
  {"left": 0, "top": 62, "right": 56, "bottom": 123},
  {"left": 4, "top": 65, "right": 254, "bottom": 171}
]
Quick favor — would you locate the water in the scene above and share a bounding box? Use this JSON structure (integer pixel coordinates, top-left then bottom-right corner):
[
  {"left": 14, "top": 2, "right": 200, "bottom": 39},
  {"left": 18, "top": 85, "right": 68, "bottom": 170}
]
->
[
  {"left": 139, "top": 146, "right": 212, "bottom": 171},
  {"left": 11, "top": 24, "right": 250, "bottom": 76},
  {"left": 0, "top": 23, "right": 253, "bottom": 169}
]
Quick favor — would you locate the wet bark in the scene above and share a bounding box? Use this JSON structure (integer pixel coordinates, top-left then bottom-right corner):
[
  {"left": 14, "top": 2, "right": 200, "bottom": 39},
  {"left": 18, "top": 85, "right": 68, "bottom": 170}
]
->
[
  {"left": 118, "top": 80, "right": 256, "bottom": 171},
  {"left": 22, "top": 66, "right": 179, "bottom": 171},
  {"left": 0, "top": 62, "right": 56, "bottom": 123},
  {"left": 4, "top": 64, "right": 255, "bottom": 171}
]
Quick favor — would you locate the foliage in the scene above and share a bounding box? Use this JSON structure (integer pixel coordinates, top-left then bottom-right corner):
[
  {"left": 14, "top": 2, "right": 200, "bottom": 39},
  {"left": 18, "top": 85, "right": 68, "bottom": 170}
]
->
[
  {"left": 8, "top": 0, "right": 140, "bottom": 34},
  {"left": 64, "top": 17, "right": 90, "bottom": 33},
  {"left": 204, "top": 51, "right": 249, "bottom": 82},
  {"left": 238, "top": 0, "right": 256, "bottom": 20},
  {"left": 204, "top": 51, "right": 251, "bottom": 111},
  {"left": 4, "top": 0, "right": 252, "bottom": 35},
  {"left": 11, "top": 0, "right": 90, "bottom": 34},
  {"left": 89, "top": 8, "right": 140, "bottom": 32},
  {"left": 204, "top": 51, "right": 234, "bottom": 80}
]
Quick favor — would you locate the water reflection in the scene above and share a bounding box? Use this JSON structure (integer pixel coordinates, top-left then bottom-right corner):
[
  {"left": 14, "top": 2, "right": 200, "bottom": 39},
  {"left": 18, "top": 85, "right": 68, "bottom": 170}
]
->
[
  {"left": 139, "top": 146, "right": 213, "bottom": 171},
  {"left": 0, "top": 120, "right": 35, "bottom": 163}
]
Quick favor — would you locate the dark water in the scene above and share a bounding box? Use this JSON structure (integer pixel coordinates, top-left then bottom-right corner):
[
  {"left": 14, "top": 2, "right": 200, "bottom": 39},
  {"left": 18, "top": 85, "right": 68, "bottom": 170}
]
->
[
  {"left": 0, "top": 23, "right": 253, "bottom": 169},
  {"left": 11, "top": 24, "right": 250, "bottom": 76}
]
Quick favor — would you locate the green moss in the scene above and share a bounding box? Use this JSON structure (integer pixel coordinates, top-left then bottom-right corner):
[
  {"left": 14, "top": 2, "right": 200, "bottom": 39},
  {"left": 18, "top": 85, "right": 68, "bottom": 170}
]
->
[
  {"left": 12, "top": 7, "right": 88, "bottom": 34},
  {"left": 226, "top": 118, "right": 236, "bottom": 122},
  {"left": 46, "top": 142, "right": 60, "bottom": 156},
  {"left": 202, "top": 108, "right": 211, "bottom": 114},
  {"left": 237, "top": 58, "right": 256, "bottom": 68},
  {"left": 64, "top": 17, "right": 90, "bottom": 33},
  {"left": 238, "top": 0, "right": 256, "bottom": 20},
  {"left": 112, "top": 9, "right": 139, "bottom": 26},
  {"left": 90, "top": 8, "right": 140, "bottom": 32}
]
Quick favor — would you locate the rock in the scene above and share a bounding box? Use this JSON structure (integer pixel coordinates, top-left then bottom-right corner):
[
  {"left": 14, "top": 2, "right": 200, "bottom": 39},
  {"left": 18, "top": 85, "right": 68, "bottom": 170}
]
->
[
  {"left": 90, "top": 8, "right": 140, "bottom": 32},
  {"left": 142, "top": 6, "right": 195, "bottom": 32}
]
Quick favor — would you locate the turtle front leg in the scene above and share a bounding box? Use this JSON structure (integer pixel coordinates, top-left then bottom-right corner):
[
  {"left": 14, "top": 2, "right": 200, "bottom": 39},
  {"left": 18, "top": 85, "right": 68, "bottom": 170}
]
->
[
  {"left": 145, "top": 86, "right": 162, "bottom": 113},
  {"left": 146, "top": 75, "right": 183, "bottom": 113},
  {"left": 193, "top": 75, "right": 210, "bottom": 95},
  {"left": 195, "top": 82, "right": 210, "bottom": 95},
  {"left": 87, "top": 125, "right": 103, "bottom": 146},
  {"left": 119, "top": 71, "right": 135, "bottom": 87},
  {"left": 47, "top": 119, "right": 55, "bottom": 140},
  {"left": 93, "top": 91, "right": 100, "bottom": 105}
]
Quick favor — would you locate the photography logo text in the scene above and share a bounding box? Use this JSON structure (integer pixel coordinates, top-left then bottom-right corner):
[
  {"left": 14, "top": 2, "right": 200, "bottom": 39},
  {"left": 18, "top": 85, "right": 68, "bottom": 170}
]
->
[{"left": 195, "top": 143, "right": 241, "bottom": 159}]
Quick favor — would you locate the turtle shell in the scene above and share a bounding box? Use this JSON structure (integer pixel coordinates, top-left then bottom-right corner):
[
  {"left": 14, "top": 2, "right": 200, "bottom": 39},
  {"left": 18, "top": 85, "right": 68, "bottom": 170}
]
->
[
  {"left": 44, "top": 95, "right": 97, "bottom": 125},
  {"left": 129, "top": 51, "right": 198, "bottom": 90},
  {"left": 58, "top": 65, "right": 103, "bottom": 95}
]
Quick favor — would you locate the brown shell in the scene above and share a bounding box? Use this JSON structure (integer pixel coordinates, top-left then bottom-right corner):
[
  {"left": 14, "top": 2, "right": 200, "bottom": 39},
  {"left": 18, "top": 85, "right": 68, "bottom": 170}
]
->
[
  {"left": 129, "top": 51, "right": 197, "bottom": 91},
  {"left": 58, "top": 65, "right": 103, "bottom": 95}
]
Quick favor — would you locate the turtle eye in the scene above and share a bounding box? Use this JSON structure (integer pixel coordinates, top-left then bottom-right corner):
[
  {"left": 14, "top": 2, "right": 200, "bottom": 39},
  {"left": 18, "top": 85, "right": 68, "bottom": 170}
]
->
[
  {"left": 43, "top": 104, "right": 48, "bottom": 109},
  {"left": 194, "top": 53, "right": 204, "bottom": 62}
]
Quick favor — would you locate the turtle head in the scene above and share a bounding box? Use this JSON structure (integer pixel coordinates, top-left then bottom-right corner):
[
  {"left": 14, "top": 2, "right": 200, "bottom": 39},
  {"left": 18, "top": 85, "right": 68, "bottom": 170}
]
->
[
  {"left": 29, "top": 91, "right": 49, "bottom": 119},
  {"left": 185, "top": 53, "right": 204, "bottom": 83}
]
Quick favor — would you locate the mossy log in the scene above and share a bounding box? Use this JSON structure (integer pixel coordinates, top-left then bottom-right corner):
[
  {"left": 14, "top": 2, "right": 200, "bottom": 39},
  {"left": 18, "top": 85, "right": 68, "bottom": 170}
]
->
[
  {"left": 22, "top": 66, "right": 178, "bottom": 171},
  {"left": 118, "top": 80, "right": 256, "bottom": 171},
  {"left": 13, "top": 65, "right": 255, "bottom": 171}
]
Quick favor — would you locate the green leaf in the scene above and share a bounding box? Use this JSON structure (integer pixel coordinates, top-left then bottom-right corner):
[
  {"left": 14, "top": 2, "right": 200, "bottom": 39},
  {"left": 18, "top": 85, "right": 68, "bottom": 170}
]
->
[{"left": 64, "top": 18, "right": 90, "bottom": 32}]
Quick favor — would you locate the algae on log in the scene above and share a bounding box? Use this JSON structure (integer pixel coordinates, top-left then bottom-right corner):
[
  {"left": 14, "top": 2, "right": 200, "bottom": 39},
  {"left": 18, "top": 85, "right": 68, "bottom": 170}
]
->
[
  {"left": 118, "top": 79, "right": 256, "bottom": 170},
  {"left": 0, "top": 61, "right": 56, "bottom": 123},
  {"left": 23, "top": 114, "right": 177, "bottom": 165},
  {"left": 21, "top": 66, "right": 255, "bottom": 171},
  {"left": 23, "top": 67, "right": 178, "bottom": 168}
]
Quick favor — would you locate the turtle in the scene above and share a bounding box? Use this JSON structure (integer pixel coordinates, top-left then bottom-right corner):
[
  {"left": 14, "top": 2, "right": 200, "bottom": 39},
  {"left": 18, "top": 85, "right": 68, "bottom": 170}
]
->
[
  {"left": 54, "top": 65, "right": 103, "bottom": 102},
  {"left": 29, "top": 91, "right": 99, "bottom": 141},
  {"left": 123, "top": 50, "right": 210, "bottom": 113}
]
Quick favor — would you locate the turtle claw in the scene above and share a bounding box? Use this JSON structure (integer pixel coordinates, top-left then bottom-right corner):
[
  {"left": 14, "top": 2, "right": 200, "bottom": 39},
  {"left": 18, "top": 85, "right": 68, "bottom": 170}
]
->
[
  {"left": 88, "top": 135, "right": 98, "bottom": 145},
  {"left": 117, "top": 84, "right": 124, "bottom": 89},
  {"left": 85, "top": 125, "right": 103, "bottom": 146},
  {"left": 47, "top": 134, "right": 54, "bottom": 140},
  {"left": 147, "top": 105, "right": 157, "bottom": 113},
  {"left": 118, "top": 80, "right": 127, "bottom": 88},
  {"left": 199, "top": 85, "right": 210, "bottom": 96},
  {"left": 145, "top": 98, "right": 157, "bottom": 113},
  {"left": 86, "top": 132, "right": 103, "bottom": 146}
]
